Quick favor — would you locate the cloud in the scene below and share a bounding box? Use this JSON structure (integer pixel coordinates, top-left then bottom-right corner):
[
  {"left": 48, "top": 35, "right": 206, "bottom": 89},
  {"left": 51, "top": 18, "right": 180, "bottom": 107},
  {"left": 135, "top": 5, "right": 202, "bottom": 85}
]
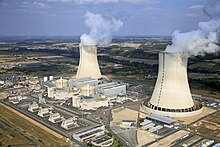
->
[
  {"left": 46, "top": 0, "right": 74, "bottom": 3},
  {"left": 46, "top": 0, "right": 158, "bottom": 4},
  {"left": 186, "top": 13, "right": 198, "bottom": 17},
  {"left": 143, "top": 6, "right": 162, "bottom": 12},
  {"left": 188, "top": 5, "right": 204, "bottom": 10},
  {"left": 21, "top": 1, "right": 48, "bottom": 9}
]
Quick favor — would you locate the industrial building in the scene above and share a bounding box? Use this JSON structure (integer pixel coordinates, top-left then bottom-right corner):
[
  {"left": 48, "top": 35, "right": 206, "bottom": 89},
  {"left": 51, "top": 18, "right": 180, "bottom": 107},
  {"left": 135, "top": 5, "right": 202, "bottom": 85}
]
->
[
  {"left": 28, "top": 102, "right": 40, "bottom": 112},
  {"left": 68, "top": 77, "right": 99, "bottom": 88},
  {"left": 6, "top": 87, "right": 29, "bottom": 96},
  {"left": 48, "top": 113, "right": 63, "bottom": 123},
  {"left": 76, "top": 45, "right": 102, "bottom": 79},
  {"left": 44, "top": 77, "right": 99, "bottom": 100},
  {"left": 146, "top": 113, "right": 176, "bottom": 126},
  {"left": 120, "top": 120, "right": 136, "bottom": 128},
  {"left": 96, "top": 82, "right": 126, "bottom": 98},
  {"left": 141, "top": 123, "right": 155, "bottom": 130},
  {"left": 143, "top": 52, "right": 203, "bottom": 117},
  {"left": 61, "top": 117, "right": 78, "bottom": 130},
  {"left": 140, "top": 119, "right": 152, "bottom": 126},
  {"left": 91, "top": 135, "right": 114, "bottom": 147},
  {"left": 73, "top": 125, "right": 105, "bottom": 143},
  {"left": 43, "top": 76, "right": 127, "bottom": 110},
  {"left": 55, "top": 77, "right": 68, "bottom": 89},
  {"left": 80, "top": 96, "right": 109, "bottom": 110},
  {"left": 37, "top": 107, "right": 50, "bottom": 117},
  {"left": 44, "top": 81, "right": 56, "bottom": 98},
  {"left": 148, "top": 125, "right": 163, "bottom": 133}
]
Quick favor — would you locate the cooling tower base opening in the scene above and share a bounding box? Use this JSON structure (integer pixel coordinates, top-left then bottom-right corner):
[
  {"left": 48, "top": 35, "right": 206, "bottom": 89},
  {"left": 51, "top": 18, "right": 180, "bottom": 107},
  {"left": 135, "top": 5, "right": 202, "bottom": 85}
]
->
[{"left": 142, "top": 100, "right": 203, "bottom": 117}]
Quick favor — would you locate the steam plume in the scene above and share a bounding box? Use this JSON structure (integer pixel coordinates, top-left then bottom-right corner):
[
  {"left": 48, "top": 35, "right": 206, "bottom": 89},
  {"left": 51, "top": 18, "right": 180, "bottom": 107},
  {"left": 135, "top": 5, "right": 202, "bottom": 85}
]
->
[
  {"left": 165, "top": 0, "right": 220, "bottom": 56},
  {"left": 80, "top": 11, "right": 123, "bottom": 46}
]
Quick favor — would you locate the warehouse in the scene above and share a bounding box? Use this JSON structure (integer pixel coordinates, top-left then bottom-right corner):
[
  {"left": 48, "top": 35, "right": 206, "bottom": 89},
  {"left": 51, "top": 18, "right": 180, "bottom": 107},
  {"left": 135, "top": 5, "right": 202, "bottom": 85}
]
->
[
  {"left": 96, "top": 82, "right": 126, "bottom": 97},
  {"left": 68, "top": 77, "right": 99, "bottom": 88},
  {"left": 146, "top": 113, "right": 176, "bottom": 125},
  {"left": 73, "top": 125, "right": 105, "bottom": 143}
]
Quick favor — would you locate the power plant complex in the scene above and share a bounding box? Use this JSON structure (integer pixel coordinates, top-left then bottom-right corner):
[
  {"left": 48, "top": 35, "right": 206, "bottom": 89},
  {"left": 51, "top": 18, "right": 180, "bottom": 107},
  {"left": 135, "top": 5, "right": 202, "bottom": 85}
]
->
[
  {"left": 2, "top": 41, "right": 218, "bottom": 147},
  {"left": 2, "top": 4, "right": 219, "bottom": 146},
  {"left": 143, "top": 52, "right": 203, "bottom": 117},
  {"left": 76, "top": 45, "right": 102, "bottom": 79},
  {"left": 75, "top": 44, "right": 203, "bottom": 117}
]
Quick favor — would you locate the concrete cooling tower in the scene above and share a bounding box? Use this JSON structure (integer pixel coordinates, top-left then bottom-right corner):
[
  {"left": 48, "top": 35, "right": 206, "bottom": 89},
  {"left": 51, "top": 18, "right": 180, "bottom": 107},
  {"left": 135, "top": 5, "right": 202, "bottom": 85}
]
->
[
  {"left": 143, "top": 52, "right": 202, "bottom": 117},
  {"left": 76, "top": 45, "right": 102, "bottom": 79}
]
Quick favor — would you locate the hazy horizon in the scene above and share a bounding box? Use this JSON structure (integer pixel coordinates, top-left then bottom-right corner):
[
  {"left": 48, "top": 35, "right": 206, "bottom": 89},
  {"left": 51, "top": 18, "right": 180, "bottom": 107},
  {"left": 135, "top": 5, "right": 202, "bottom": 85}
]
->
[{"left": 0, "top": 0, "right": 208, "bottom": 36}]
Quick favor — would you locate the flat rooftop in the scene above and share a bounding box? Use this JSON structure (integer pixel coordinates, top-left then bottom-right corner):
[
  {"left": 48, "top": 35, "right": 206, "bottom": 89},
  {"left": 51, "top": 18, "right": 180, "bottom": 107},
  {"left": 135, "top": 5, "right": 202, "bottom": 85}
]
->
[
  {"left": 74, "top": 77, "right": 97, "bottom": 83},
  {"left": 122, "top": 120, "right": 136, "bottom": 123},
  {"left": 97, "top": 82, "right": 116, "bottom": 88},
  {"left": 75, "top": 125, "right": 104, "bottom": 135},
  {"left": 93, "top": 135, "right": 112, "bottom": 144},
  {"left": 146, "top": 113, "right": 176, "bottom": 125},
  {"left": 79, "top": 129, "right": 103, "bottom": 139},
  {"left": 98, "top": 82, "right": 126, "bottom": 90}
]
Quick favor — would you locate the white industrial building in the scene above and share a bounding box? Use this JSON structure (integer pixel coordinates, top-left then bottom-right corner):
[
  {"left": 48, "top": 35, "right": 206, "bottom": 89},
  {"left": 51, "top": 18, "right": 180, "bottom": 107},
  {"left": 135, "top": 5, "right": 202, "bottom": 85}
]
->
[
  {"left": 146, "top": 113, "right": 176, "bottom": 126},
  {"left": 120, "top": 120, "right": 136, "bottom": 128},
  {"left": 28, "top": 101, "right": 39, "bottom": 112},
  {"left": 44, "top": 81, "right": 55, "bottom": 98},
  {"left": 76, "top": 45, "right": 102, "bottom": 79},
  {"left": 37, "top": 107, "right": 50, "bottom": 117},
  {"left": 44, "top": 77, "right": 99, "bottom": 100},
  {"left": 96, "top": 82, "right": 126, "bottom": 98},
  {"left": 72, "top": 95, "right": 81, "bottom": 108},
  {"left": 68, "top": 77, "right": 99, "bottom": 88},
  {"left": 53, "top": 88, "right": 75, "bottom": 100},
  {"left": 69, "top": 80, "right": 127, "bottom": 110},
  {"left": 44, "top": 76, "right": 127, "bottom": 110},
  {"left": 143, "top": 52, "right": 203, "bottom": 117},
  {"left": 48, "top": 113, "right": 63, "bottom": 123},
  {"left": 73, "top": 125, "right": 105, "bottom": 143},
  {"left": 80, "top": 96, "right": 109, "bottom": 110},
  {"left": 61, "top": 117, "right": 78, "bottom": 130},
  {"left": 148, "top": 125, "right": 163, "bottom": 133}
]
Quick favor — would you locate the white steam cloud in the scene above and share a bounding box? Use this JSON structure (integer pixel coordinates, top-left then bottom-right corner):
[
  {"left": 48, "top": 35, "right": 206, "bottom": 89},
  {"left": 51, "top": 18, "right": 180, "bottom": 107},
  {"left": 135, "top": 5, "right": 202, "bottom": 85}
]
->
[
  {"left": 80, "top": 11, "right": 123, "bottom": 46},
  {"left": 47, "top": 0, "right": 157, "bottom": 4},
  {"left": 165, "top": 0, "right": 220, "bottom": 56}
]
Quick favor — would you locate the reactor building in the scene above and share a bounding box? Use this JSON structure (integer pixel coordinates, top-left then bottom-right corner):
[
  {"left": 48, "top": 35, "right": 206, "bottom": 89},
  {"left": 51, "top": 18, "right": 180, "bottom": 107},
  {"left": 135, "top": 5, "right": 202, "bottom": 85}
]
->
[
  {"left": 76, "top": 45, "right": 102, "bottom": 79},
  {"left": 143, "top": 52, "right": 203, "bottom": 117}
]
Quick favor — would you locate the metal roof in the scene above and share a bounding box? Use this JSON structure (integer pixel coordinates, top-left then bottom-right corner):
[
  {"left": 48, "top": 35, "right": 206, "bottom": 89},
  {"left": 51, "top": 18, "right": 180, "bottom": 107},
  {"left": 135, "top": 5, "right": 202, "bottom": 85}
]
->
[
  {"left": 146, "top": 113, "right": 176, "bottom": 124},
  {"left": 122, "top": 120, "right": 136, "bottom": 122}
]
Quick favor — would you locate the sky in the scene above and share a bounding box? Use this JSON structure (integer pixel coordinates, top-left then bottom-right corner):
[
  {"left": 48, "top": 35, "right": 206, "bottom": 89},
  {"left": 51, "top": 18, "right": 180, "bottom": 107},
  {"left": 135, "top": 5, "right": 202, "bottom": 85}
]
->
[{"left": 0, "top": 0, "right": 210, "bottom": 36}]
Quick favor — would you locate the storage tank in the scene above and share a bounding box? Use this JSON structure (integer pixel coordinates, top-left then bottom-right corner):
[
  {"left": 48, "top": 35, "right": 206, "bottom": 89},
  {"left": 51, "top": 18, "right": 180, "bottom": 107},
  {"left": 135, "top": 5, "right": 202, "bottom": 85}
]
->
[
  {"left": 55, "top": 77, "right": 68, "bottom": 89},
  {"left": 80, "top": 84, "right": 95, "bottom": 96}
]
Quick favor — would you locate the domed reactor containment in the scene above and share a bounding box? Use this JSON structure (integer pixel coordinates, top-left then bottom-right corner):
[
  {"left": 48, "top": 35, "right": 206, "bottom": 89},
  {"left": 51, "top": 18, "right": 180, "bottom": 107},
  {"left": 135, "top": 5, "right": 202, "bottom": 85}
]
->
[
  {"left": 76, "top": 45, "right": 102, "bottom": 79},
  {"left": 142, "top": 52, "right": 203, "bottom": 117}
]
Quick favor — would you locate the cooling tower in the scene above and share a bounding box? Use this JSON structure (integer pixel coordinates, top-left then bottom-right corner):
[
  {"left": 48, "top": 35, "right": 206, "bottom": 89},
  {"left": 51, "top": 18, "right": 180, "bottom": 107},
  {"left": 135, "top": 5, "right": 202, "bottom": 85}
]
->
[
  {"left": 76, "top": 45, "right": 101, "bottom": 79},
  {"left": 143, "top": 52, "right": 202, "bottom": 117}
]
